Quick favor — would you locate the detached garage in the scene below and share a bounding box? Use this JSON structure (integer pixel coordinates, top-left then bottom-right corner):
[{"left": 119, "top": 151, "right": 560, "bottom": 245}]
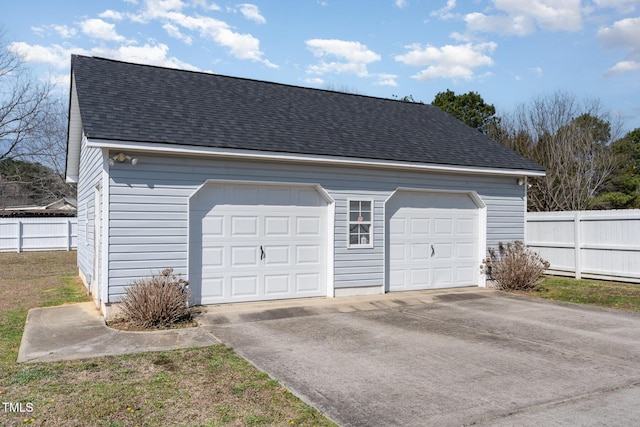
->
[{"left": 65, "top": 55, "right": 545, "bottom": 315}]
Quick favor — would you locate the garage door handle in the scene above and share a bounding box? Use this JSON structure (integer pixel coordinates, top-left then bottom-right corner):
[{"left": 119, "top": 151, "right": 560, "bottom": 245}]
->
[
  {"left": 431, "top": 244, "right": 435, "bottom": 257},
  {"left": 260, "top": 245, "right": 265, "bottom": 260}
]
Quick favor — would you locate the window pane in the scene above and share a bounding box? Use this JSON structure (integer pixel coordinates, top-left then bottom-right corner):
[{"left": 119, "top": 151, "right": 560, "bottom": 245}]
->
[
  {"left": 350, "top": 235, "right": 359, "bottom": 245},
  {"left": 350, "top": 200, "right": 359, "bottom": 211},
  {"left": 361, "top": 201, "right": 371, "bottom": 211},
  {"left": 359, "top": 224, "right": 370, "bottom": 234},
  {"left": 360, "top": 211, "right": 371, "bottom": 221},
  {"left": 350, "top": 212, "right": 359, "bottom": 222}
]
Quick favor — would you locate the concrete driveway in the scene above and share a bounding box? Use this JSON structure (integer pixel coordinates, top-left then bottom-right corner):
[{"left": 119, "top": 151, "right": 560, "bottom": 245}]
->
[{"left": 199, "top": 288, "right": 640, "bottom": 427}]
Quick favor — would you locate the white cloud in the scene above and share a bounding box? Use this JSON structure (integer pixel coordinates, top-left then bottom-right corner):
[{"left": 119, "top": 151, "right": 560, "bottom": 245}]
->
[
  {"left": 139, "top": 0, "right": 186, "bottom": 21},
  {"left": 598, "top": 17, "right": 640, "bottom": 76},
  {"left": 304, "top": 77, "right": 325, "bottom": 85},
  {"left": 374, "top": 73, "right": 398, "bottom": 86},
  {"left": 8, "top": 41, "right": 200, "bottom": 72},
  {"left": 465, "top": 0, "right": 583, "bottom": 35},
  {"left": 80, "top": 18, "right": 126, "bottom": 42},
  {"left": 598, "top": 17, "right": 640, "bottom": 49},
  {"left": 53, "top": 25, "right": 77, "bottom": 38},
  {"left": 593, "top": 0, "right": 638, "bottom": 13},
  {"left": 237, "top": 4, "right": 266, "bottom": 24},
  {"left": 99, "top": 10, "right": 124, "bottom": 20},
  {"left": 132, "top": 2, "right": 276, "bottom": 67},
  {"left": 529, "top": 66, "right": 543, "bottom": 76},
  {"left": 163, "top": 23, "right": 193, "bottom": 44},
  {"left": 114, "top": 43, "right": 200, "bottom": 69},
  {"left": 604, "top": 60, "right": 640, "bottom": 77},
  {"left": 31, "top": 25, "right": 77, "bottom": 38},
  {"left": 465, "top": 12, "right": 535, "bottom": 36},
  {"left": 305, "top": 39, "right": 380, "bottom": 77},
  {"left": 395, "top": 0, "right": 407, "bottom": 8},
  {"left": 191, "top": 0, "right": 220, "bottom": 10},
  {"left": 8, "top": 42, "right": 71, "bottom": 69},
  {"left": 431, "top": 0, "right": 457, "bottom": 20},
  {"left": 395, "top": 42, "right": 496, "bottom": 81}
]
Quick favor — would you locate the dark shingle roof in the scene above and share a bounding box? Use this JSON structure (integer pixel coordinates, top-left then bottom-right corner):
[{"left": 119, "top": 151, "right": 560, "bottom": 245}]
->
[{"left": 71, "top": 55, "right": 544, "bottom": 172}]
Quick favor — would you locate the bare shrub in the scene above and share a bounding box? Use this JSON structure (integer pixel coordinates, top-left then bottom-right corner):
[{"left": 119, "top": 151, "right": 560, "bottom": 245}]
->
[
  {"left": 118, "top": 268, "right": 191, "bottom": 328},
  {"left": 482, "top": 241, "right": 550, "bottom": 291}
]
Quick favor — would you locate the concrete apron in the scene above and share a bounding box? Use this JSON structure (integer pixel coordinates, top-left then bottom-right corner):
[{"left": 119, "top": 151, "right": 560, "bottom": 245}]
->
[
  {"left": 17, "top": 302, "right": 219, "bottom": 363},
  {"left": 199, "top": 288, "right": 640, "bottom": 427}
]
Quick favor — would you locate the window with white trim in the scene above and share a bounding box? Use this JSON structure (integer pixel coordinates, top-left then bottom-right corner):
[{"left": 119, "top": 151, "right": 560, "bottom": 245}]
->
[{"left": 348, "top": 200, "right": 373, "bottom": 248}]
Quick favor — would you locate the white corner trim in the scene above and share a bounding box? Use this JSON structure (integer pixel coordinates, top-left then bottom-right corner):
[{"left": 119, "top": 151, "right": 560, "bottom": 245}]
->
[
  {"left": 85, "top": 138, "right": 546, "bottom": 177},
  {"left": 100, "top": 148, "right": 110, "bottom": 305}
]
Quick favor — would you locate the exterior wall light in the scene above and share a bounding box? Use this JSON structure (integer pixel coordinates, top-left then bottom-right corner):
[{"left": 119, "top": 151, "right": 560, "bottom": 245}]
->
[
  {"left": 108, "top": 152, "right": 138, "bottom": 166},
  {"left": 517, "top": 177, "right": 525, "bottom": 186}
]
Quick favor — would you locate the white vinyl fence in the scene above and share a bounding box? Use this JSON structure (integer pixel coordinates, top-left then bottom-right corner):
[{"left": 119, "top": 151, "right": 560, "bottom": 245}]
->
[
  {"left": 526, "top": 210, "right": 640, "bottom": 283},
  {"left": 0, "top": 217, "right": 77, "bottom": 252}
]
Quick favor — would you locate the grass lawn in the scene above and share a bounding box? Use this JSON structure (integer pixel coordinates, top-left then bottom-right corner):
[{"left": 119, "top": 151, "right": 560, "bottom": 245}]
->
[
  {"left": 0, "top": 251, "right": 336, "bottom": 427},
  {"left": 534, "top": 275, "right": 640, "bottom": 312}
]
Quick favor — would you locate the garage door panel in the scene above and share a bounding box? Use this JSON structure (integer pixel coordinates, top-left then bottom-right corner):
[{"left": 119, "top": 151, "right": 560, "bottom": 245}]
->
[
  {"left": 434, "top": 218, "right": 453, "bottom": 235},
  {"left": 457, "top": 218, "right": 475, "bottom": 234},
  {"left": 457, "top": 243, "right": 475, "bottom": 258},
  {"left": 191, "top": 183, "right": 327, "bottom": 304},
  {"left": 456, "top": 266, "right": 476, "bottom": 285},
  {"left": 231, "top": 216, "right": 258, "bottom": 236},
  {"left": 410, "top": 268, "right": 430, "bottom": 288},
  {"left": 389, "top": 217, "right": 405, "bottom": 236},
  {"left": 203, "top": 246, "right": 224, "bottom": 267},
  {"left": 231, "top": 246, "right": 258, "bottom": 266},
  {"left": 390, "top": 269, "right": 406, "bottom": 289},
  {"left": 203, "top": 215, "right": 224, "bottom": 235},
  {"left": 231, "top": 276, "right": 259, "bottom": 297},
  {"left": 264, "top": 216, "right": 290, "bottom": 236},
  {"left": 264, "top": 275, "right": 290, "bottom": 294},
  {"left": 387, "top": 191, "right": 479, "bottom": 292},
  {"left": 201, "top": 277, "right": 223, "bottom": 298},
  {"left": 390, "top": 243, "right": 405, "bottom": 261},
  {"left": 433, "top": 268, "right": 453, "bottom": 286},
  {"left": 297, "top": 216, "right": 321, "bottom": 235},
  {"left": 296, "top": 245, "right": 320, "bottom": 264},
  {"left": 410, "top": 243, "right": 430, "bottom": 261},
  {"left": 433, "top": 243, "right": 452, "bottom": 260},
  {"left": 264, "top": 245, "right": 289, "bottom": 265},
  {"left": 296, "top": 273, "right": 321, "bottom": 292},
  {"left": 410, "top": 218, "right": 430, "bottom": 235}
]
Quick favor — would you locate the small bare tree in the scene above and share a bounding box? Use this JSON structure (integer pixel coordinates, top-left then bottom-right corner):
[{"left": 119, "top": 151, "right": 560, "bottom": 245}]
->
[
  {"left": 0, "top": 30, "right": 57, "bottom": 163},
  {"left": 0, "top": 30, "right": 74, "bottom": 207},
  {"left": 496, "top": 91, "right": 622, "bottom": 211}
]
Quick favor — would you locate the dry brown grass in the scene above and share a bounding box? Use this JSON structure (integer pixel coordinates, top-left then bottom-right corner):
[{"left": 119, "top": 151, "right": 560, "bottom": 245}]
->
[{"left": 0, "top": 251, "right": 84, "bottom": 313}]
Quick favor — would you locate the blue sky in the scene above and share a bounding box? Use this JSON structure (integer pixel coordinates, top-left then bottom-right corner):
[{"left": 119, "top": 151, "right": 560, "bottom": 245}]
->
[{"left": 3, "top": 0, "right": 640, "bottom": 133}]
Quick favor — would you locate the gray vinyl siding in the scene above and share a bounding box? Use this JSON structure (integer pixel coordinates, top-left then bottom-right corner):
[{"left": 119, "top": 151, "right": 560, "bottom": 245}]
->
[
  {"left": 76, "top": 136, "right": 103, "bottom": 284},
  {"left": 105, "top": 151, "right": 525, "bottom": 301}
]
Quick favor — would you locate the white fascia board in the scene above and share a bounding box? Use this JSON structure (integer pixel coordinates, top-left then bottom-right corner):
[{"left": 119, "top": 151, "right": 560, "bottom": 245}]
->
[{"left": 86, "top": 138, "right": 547, "bottom": 177}]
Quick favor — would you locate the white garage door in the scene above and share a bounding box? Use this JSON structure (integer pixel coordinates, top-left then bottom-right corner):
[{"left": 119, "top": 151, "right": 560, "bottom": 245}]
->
[
  {"left": 386, "top": 191, "right": 479, "bottom": 291},
  {"left": 190, "top": 183, "right": 328, "bottom": 304}
]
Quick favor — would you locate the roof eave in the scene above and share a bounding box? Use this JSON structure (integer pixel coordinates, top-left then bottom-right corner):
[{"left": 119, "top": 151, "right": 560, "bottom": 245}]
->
[{"left": 86, "top": 138, "right": 546, "bottom": 177}]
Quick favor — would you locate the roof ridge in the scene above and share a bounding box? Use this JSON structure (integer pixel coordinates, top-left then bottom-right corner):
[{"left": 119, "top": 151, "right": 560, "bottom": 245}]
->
[{"left": 71, "top": 54, "right": 431, "bottom": 106}]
